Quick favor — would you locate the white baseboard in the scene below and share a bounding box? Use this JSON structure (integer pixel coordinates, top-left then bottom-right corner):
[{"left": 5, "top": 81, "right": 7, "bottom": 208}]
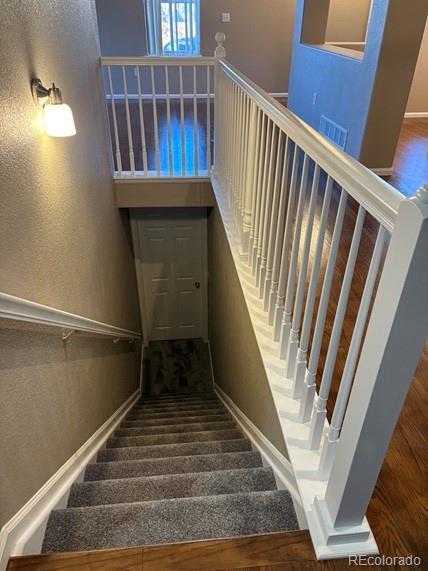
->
[
  {"left": 0, "top": 389, "right": 140, "bottom": 571},
  {"left": 214, "top": 383, "right": 307, "bottom": 529},
  {"left": 404, "top": 111, "right": 428, "bottom": 118}
]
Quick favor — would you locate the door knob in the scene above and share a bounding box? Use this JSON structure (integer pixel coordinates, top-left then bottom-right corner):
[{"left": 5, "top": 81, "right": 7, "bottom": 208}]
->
[{"left": 195, "top": 281, "right": 200, "bottom": 289}]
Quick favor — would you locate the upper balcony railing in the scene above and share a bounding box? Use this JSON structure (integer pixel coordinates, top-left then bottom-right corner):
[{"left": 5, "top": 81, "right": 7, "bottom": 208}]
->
[
  {"left": 100, "top": 35, "right": 428, "bottom": 560},
  {"left": 100, "top": 48, "right": 222, "bottom": 178}
]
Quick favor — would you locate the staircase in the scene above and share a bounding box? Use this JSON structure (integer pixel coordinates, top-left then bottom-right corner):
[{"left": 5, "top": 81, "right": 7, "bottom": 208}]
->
[{"left": 41, "top": 392, "right": 298, "bottom": 553}]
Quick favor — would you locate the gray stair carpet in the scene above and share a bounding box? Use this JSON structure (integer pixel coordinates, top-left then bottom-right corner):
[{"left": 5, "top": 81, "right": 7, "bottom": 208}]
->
[{"left": 42, "top": 392, "right": 298, "bottom": 553}]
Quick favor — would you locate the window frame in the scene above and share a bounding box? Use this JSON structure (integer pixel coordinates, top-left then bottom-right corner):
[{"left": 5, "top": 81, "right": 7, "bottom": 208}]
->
[{"left": 145, "top": 0, "right": 201, "bottom": 57}]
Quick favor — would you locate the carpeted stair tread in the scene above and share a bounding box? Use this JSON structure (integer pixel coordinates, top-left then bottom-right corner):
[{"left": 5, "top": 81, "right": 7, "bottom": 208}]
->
[
  {"left": 107, "top": 429, "right": 243, "bottom": 448},
  {"left": 115, "top": 420, "right": 236, "bottom": 437},
  {"left": 138, "top": 392, "right": 215, "bottom": 403},
  {"left": 97, "top": 439, "right": 253, "bottom": 463},
  {"left": 120, "top": 412, "right": 231, "bottom": 428},
  {"left": 125, "top": 408, "right": 227, "bottom": 421},
  {"left": 126, "top": 403, "right": 226, "bottom": 416},
  {"left": 134, "top": 396, "right": 219, "bottom": 408},
  {"left": 68, "top": 467, "right": 277, "bottom": 507},
  {"left": 42, "top": 490, "right": 298, "bottom": 553},
  {"left": 86, "top": 450, "right": 262, "bottom": 480}
]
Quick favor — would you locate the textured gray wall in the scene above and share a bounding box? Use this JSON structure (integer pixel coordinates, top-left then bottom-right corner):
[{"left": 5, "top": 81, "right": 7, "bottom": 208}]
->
[
  {"left": 0, "top": 0, "right": 141, "bottom": 527},
  {"left": 207, "top": 207, "right": 289, "bottom": 459}
]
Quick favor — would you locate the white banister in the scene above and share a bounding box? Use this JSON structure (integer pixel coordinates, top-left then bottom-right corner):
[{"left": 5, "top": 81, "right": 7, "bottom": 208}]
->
[{"left": 313, "top": 187, "right": 428, "bottom": 542}]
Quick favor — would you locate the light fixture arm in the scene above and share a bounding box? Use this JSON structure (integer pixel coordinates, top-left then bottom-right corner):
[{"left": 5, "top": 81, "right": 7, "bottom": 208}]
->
[{"left": 32, "top": 78, "right": 64, "bottom": 107}]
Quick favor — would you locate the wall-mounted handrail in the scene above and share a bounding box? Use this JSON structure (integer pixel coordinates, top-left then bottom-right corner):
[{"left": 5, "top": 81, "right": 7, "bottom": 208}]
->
[
  {"left": 0, "top": 292, "right": 141, "bottom": 341},
  {"left": 217, "top": 59, "right": 403, "bottom": 231}
]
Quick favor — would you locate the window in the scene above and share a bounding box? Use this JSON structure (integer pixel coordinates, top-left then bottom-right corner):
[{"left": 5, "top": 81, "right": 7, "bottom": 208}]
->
[{"left": 145, "top": 0, "right": 200, "bottom": 56}]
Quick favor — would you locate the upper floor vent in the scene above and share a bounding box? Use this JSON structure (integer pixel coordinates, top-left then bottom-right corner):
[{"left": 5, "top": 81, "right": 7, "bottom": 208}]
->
[{"left": 319, "top": 115, "right": 348, "bottom": 150}]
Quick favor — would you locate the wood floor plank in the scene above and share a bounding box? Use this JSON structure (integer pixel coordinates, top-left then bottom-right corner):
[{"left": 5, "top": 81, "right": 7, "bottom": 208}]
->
[{"left": 7, "top": 546, "right": 142, "bottom": 570}]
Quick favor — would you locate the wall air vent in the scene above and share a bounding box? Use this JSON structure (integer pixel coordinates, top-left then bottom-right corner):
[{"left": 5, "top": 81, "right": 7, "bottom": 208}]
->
[{"left": 319, "top": 115, "right": 348, "bottom": 151}]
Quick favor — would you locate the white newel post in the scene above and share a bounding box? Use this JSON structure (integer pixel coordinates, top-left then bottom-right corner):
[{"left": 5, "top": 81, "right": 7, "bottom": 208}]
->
[
  {"left": 213, "top": 33, "right": 226, "bottom": 177},
  {"left": 241, "top": 100, "right": 258, "bottom": 255},
  {"left": 312, "top": 187, "right": 428, "bottom": 546},
  {"left": 214, "top": 31, "right": 226, "bottom": 59}
]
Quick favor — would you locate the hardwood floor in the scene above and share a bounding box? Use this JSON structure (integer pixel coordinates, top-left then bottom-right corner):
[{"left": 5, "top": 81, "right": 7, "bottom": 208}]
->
[{"left": 387, "top": 118, "right": 428, "bottom": 197}]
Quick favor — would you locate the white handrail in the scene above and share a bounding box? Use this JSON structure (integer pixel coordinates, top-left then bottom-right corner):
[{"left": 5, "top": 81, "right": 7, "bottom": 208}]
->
[
  {"left": 218, "top": 59, "right": 403, "bottom": 231},
  {"left": 100, "top": 56, "right": 216, "bottom": 66},
  {"left": 0, "top": 292, "right": 141, "bottom": 341}
]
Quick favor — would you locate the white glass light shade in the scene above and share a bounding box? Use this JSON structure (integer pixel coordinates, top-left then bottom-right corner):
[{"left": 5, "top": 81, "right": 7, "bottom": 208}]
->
[{"left": 43, "top": 103, "right": 76, "bottom": 137}]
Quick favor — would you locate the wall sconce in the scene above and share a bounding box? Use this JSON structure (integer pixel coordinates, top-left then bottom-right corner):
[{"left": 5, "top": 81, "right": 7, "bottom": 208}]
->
[{"left": 31, "top": 79, "right": 76, "bottom": 137}]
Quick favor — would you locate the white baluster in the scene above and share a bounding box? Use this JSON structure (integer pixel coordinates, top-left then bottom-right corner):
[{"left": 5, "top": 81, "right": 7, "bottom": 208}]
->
[
  {"left": 150, "top": 65, "right": 160, "bottom": 175},
  {"left": 251, "top": 114, "right": 267, "bottom": 271},
  {"left": 193, "top": 65, "right": 199, "bottom": 176},
  {"left": 262, "top": 131, "right": 284, "bottom": 307},
  {"left": 241, "top": 99, "right": 258, "bottom": 255},
  {"left": 308, "top": 205, "right": 366, "bottom": 450},
  {"left": 298, "top": 176, "right": 334, "bottom": 422},
  {"left": 313, "top": 187, "right": 428, "bottom": 543},
  {"left": 268, "top": 137, "right": 291, "bottom": 324},
  {"left": 318, "top": 225, "right": 386, "bottom": 479},
  {"left": 206, "top": 65, "right": 211, "bottom": 173},
  {"left": 179, "top": 66, "right": 186, "bottom": 175},
  {"left": 248, "top": 108, "right": 262, "bottom": 262},
  {"left": 122, "top": 65, "right": 135, "bottom": 174},
  {"left": 237, "top": 90, "right": 246, "bottom": 231},
  {"left": 300, "top": 189, "right": 347, "bottom": 426},
  {"left": 279, "top": 154, "right": 309, "bottom": 358},
  {"left": 136, "top": 66, "right": 148, "bottom": 175},
  {"left": 287, "top": 164, "right": 321, "bottom": 390},
  {"left": 258, "top": 126, "right": 278, "bottom": 292},
  {"left": 273, "top": 144, "right": 300, "bottom": 340},
  {"left": 253, "top": 119, "right": 272, "bottom": 277},
  {"left": 165, "top": 65, "right": 173, "bottom": 175},
  {"left": 107, "top": 66, "right": 122, "bottom": 175}
]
